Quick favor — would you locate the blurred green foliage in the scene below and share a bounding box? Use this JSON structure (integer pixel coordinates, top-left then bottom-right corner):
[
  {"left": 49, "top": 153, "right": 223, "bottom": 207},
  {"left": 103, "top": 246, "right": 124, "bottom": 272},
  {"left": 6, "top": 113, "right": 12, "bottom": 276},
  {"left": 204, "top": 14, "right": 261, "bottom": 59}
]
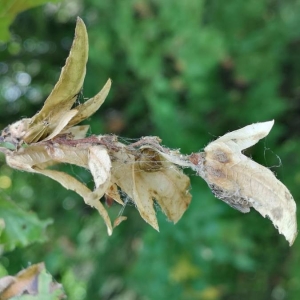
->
[
  {"left": 1, "top": 0, "right": 300, "bottom": 299},
  {"left": 0, "top": 191, "right": 51, "bottom": 252},
  {"left": 0, "top": 0, "right": 60, "bottom": 42}
]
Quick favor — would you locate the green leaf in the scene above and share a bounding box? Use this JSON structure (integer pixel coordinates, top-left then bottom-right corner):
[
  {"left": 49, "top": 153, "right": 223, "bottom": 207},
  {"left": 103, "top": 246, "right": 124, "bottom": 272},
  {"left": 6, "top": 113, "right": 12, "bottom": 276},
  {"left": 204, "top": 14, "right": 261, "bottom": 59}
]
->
[
  {"left": 0, "top": 194, "right": 52, "bottom": 252},
  {"left": 0, "top": 0, "right": 61, "bottom": 42},
  {"left": 0, "top": 142, "right": 16, "bottom": 150}
]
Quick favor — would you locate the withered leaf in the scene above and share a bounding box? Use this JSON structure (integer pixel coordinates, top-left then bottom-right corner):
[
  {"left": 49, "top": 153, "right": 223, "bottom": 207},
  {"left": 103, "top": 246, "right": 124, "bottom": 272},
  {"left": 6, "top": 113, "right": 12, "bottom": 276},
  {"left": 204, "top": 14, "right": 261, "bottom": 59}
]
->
[
  {"left": 136, "top": 147, "right": 191, "bottom": 224},
  {"left": 113, "top": 216, "right": 127, "bottom": 228},
  {"left": 62, "top": 125, "right": 90, "bottom": 140},
  {"left": 67, "top": 79, "right": 111, "bottom": 127},
  {"left": 24, "top": 17, "right": 88, "bottom": 143},
  {"left": 189, "top": 121, "right": 297, "bottom": 245},
  {"left": 5, "top": 142, "right": 113, "bottom": 235},
  {"left": 5, "top": 17, "right": 111, "bottom": 145},
  {"left": 109, "top": 145, "right": 191, "bottom": 230},
  {"left": 0, "top": 263, "right": 64, "bottom": 299},
  {"left": 105, "top": 184, "right": 124, "bottom": 206}
]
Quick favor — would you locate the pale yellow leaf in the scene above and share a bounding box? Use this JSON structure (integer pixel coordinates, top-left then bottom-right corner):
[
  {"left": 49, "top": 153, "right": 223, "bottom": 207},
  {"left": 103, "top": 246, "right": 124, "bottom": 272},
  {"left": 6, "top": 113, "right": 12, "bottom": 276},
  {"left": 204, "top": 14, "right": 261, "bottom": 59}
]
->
[
  {"left": 30, "top": 17, "right": 88, "bottom": 124},
  {"left": 37, "top": 167, "right": 113, "bottom": 235},
  {"left": 197, "top": 121, "right": 297, "bottom": 245},
  {"left": 215, "top": 120, "right": 274, "bottom": 151},
  {"left": 135, "top": 161, "right": 191, "bottom": 223},
  {"left": 132, "top": 171, "right": 160, "bottom": 231},
  {"left": 5, "top": 143, "right": 113, "bottom": 235},
  {"left": 110, "top": 146, "right": 191, "bottom": 230},
  {"left": 106, "top": 184, "right": 124, "bottom": 205},
  {"left": 62, "top": 125, "right": 90, "bottom": 139},
  {"left": 110, "top": 147, "right": 159, "bottom": 230},
  {"left": 24, "top": 17, "right": 88, "bottom": 143},
  {"left": 44, "top": 109, "right": 78, "bottom": 141},
  {"left": 67, "top": 79, "right": 112, "bottom": 127}
]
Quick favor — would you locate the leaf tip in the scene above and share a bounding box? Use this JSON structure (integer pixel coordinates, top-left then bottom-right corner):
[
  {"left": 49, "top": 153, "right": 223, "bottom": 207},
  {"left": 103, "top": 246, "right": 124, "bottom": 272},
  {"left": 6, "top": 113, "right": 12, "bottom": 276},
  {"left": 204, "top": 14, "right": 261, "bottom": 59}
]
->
[
  {"left": 107, "top": 226, "right": 113, "bottom": 236},
  {"left": 76, "top": 16, "right": 84, "bottom": 25},
  {"left": 263, "top": 119, "right": 275, "bottom": 134},
  {"left": 103, "top": 78, "right": 112, "bottom": 93},
  {"left": 289, "top": 231, "right": 298, "bottom": 246}
]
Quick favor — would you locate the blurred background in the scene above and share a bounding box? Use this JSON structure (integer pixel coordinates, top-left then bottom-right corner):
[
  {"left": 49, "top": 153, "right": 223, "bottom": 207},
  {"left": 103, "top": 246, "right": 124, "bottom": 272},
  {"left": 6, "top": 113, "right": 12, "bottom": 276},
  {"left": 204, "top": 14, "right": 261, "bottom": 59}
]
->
[{"left": 1, "top": 0, "right": 300, "bottom": 299}]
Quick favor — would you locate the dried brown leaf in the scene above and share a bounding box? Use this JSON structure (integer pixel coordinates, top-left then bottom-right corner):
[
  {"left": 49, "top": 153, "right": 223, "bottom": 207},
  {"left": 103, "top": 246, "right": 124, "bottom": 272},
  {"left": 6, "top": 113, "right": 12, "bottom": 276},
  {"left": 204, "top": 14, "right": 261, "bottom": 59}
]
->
[
  {"left": 5, "top": 142, "right": 113, "bottom": 235},
  {"left": 43, "top": 109, "right": 78, "bottom": 141},
  {"left": 189, "top": 121, "right": 297, "bottom": 245},
  {"left": 0, "top": 263, "right": 64, "bottom": 299},
  {"left": 136, "top": 147, "right": 191, "bottom": 223},
  {"left": 113, "top": 216, "right": 127, "bottom": 228},
  {"left": 109, "top": 147, "right": 161, "bottom": 229},
  {"left": 62, "top": 125, "right": 90, "bottom": 139},
  {"left": 19, "top": 17, "right": 111, "bottom": 145},
  {"left": 67, "top": 79, "right": 111, "bottom": 127},
  {"left": 110, "top": 145, "right": 191, "bottom": 230},
  {"left": 24, "top": 18, "right": 88, "bottom": 143},
  {"left": 0, "top": 263, "right": 44, "bottom": 299},
  {"left": 106, "top": 184, "right": 124, "bottom": 205}
]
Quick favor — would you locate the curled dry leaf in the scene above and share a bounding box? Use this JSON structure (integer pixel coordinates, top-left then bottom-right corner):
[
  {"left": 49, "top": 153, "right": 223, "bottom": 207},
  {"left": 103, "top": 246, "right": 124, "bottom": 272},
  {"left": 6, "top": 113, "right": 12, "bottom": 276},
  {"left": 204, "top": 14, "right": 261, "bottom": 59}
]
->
[
  {"left": 0, "top": 18, "right": 297, "bottom": 245},
  {"left": 187, "top": 121, "right": 297, "bottom": 246},
  {"left": 4, "top": 140, "right": 114, "bottom": 235},
  {"left": 114, "top": 216, "right": 127, "bottom": 228},
  {"left": 109, "top": 142, "right": 191, "bottom": 230},
  {"left": 0, "top": 17, "right": 111, "bottom": 147}
]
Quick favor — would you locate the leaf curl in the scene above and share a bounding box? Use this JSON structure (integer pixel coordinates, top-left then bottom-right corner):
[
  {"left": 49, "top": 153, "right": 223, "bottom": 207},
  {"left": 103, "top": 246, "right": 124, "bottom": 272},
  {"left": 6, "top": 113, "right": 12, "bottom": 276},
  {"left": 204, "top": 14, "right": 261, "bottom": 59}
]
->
[
  {"left": 109, "top": 145, "right": 191, "bottom": 230},
  {"left": 189, "top": 121, "right": 297, "bottom": 245}
]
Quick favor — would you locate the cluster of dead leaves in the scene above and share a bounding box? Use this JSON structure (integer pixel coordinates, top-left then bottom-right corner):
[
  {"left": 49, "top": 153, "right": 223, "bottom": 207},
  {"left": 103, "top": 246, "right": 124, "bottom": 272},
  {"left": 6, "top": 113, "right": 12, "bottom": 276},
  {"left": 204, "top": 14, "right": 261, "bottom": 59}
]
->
[{"left": 0, "top": 18, "right": 297, "bottom": 245}]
